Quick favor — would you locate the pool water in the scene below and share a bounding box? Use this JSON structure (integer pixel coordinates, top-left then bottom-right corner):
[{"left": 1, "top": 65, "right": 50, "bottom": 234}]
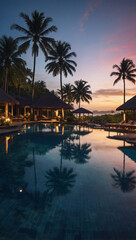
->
[{"left": 0, "top": 123, "right": 136, "bottom": 240}]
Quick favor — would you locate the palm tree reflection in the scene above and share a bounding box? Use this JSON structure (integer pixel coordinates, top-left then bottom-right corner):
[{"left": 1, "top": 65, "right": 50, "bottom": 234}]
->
[
  {"left": 72, "top": 143, "right": 91, "bottom": 164},
  {"left": 45, "top": 141, "right": 77, "bottom": 196},
  {"left": 60, "top": 129, "right": 92, "bottom": 164},
  {"left": 111, "top": 142, "right": 136, "bottom": 193},
  {"left": 46, "top": 167, "right": 76, "bottom": 196}
]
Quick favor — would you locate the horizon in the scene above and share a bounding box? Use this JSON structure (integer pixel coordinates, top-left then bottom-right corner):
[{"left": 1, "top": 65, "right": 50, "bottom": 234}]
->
[{"left": 1, "top": 0, "right": 136, "bottom": 111}]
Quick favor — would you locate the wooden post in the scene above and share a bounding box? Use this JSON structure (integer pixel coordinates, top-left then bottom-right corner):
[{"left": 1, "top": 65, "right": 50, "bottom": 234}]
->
[
  {"left": 56, "top": 110, "right": 58, "bottom": 117},
  {"left": 47, "top": 110, "right": 49, "bottom": 118},
  {"left": 31, "top": 108, "right": 33, "bottom": 115},
  {"left": 11, "top": 104, "right": 14, "bottom": 116},
  {"left": 62, "top": 108, "right": 64, "bottom": 120},
  {"left": 51, "top": 110, "right": 53, "bottom": 119},
  {"left": 123, "top": 111, "right": 126, "bottom": 122},
  {"left": 17, "top": 107, "right": 20, "bottom": 116},
  {"left": 5, "top": 103, "right": 8, "bottom": 118},
  {"left": 24, "top": 107, "right": 26, "bottom": 116},
  {"left": 37, "top": 109, "right": 39, "bottom": 117}
]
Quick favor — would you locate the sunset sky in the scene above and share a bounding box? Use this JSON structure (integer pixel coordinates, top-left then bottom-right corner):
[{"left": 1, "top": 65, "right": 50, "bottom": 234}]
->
[{"left": 1, "top": 0, "right": 136, "bottom": 111}]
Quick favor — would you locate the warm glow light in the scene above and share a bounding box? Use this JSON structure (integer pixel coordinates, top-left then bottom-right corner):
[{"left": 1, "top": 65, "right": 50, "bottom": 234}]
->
[
  {"left": 6, "top": 118, "right": 10, "bottom": 121},
  {"left": 18, "top": 133, "right": 20, "bottom": 135},
  {"left": 56, "top": 126, "right": 59, "bottom": 133},
  {"left": 5, "top": 136, "right": 10, "bottom": 154},
  {"left": 19, "top": 189, "right": 23, "bottom": 193}
]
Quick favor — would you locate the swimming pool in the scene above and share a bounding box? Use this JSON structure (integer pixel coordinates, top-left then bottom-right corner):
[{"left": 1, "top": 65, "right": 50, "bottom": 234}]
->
[{"left": 0, "top": 123, "right": 136, "bottom": 240}]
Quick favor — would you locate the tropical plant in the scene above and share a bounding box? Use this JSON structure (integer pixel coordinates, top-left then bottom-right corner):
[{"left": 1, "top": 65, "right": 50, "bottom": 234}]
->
[
  {"left": 110, "top": 58, "right": 136, "bottom": 104},
  {"left": 8, "top": 64, "right": 32, "bottom": 96},
  {"left": 57, "top": 83, "right": 74, "bottom": 105},
  {"left": 11, "top": 10, "right": 57, "bottom": 99},
  {"left": 45, "top": 41, "right": 77, "bottom": 100},
  {"left": 34, "top": 80, "right": 47, "bottom": 99},
  {"left": 0, "top": 35, "right": 26, "bottom": 92},
  {"left": 72, "top": 79, "right": 92, "bottom": 108}
]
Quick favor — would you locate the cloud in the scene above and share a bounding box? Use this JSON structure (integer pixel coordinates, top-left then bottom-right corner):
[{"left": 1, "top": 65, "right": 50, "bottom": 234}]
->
[
  {"left": 93, "top": 88, "right": 136, "bottom": 98},
  {"left": 80, "top": 0, "right": 101, "bottom": 32}
]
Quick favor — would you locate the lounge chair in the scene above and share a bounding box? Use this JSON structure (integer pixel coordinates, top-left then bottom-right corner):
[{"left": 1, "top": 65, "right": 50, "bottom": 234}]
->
[
  {"left": 12, "top": 115, "right": 25, "bottom": 122},
  {"left": 105, "top": 120, "right": 125, "bottom": 129}
]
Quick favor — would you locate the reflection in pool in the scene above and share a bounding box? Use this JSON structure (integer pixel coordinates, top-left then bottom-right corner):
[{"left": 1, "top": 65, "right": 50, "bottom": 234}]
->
[{"left": 0, "top": 124, "right": 136, "bottom": 240}]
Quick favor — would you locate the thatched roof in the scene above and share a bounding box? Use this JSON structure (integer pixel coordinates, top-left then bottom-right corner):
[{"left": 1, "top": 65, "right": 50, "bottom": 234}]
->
[
  {"left": 117, "top": 96, "right": 136, "bottom": 110},
  {"left": 16, "top": 95, "right": 33, "bottom": 107},
  {"left": 32, "top": 91, "right": 73, "bottom": 109},
  {"left": 72, "top": 107, "right": 93, "bottom": 114},
  {"left": 9, "top": 93, "right": 33, "bottom": 107},
  {"left": 0, "top": 88, "right": 19, "bottom": 104}
]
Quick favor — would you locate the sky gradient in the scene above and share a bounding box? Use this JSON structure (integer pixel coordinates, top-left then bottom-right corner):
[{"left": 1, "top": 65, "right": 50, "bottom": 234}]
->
[{"left": 1, "top": 0, "right": 136, "bottom": 111}]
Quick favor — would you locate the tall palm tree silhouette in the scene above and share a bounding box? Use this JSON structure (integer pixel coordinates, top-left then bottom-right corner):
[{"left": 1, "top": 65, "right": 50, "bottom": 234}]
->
[
  {"left": 11, "top": 10, "right": 57, "bottom": 98},
  {"left": 57, "top": 83, "right": 74, "bottom": 105},
  {"left": 45, "top": 41, "right": 77, "bottom": 100},
  {"left": 72, "top": 80, "right": 92, "bottom": 118},
  {"left": 110, "top": 58, "right": 136, "bottom": 104},
  {"left": 0, "top": 36, "right": 26, "bottom": 92},
  {"left": 111, "top": 142, "right": 136, "bottom": 192}
]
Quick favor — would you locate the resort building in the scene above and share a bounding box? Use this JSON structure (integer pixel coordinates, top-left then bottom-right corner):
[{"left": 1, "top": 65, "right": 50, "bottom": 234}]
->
[
  {"left": 73, "top": 107, "right": 93, "bottom": 117},
  {"left": 0, "top": 88, "right": 19, "bottom": 118},
  {"left": 32, "top": 91, "right": 73, "bottom": 120},
  {"left": 117, "top": 95, "right": 136, "bottom": 120},
  {"left": 13, "top": 94, "right": 33, "bottom": 116}
]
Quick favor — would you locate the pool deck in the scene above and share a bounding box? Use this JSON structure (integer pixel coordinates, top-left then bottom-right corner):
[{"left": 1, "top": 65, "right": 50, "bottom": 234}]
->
[
  {"left": 0, "top": 123, "right": 24, "bottom": 135},
  {"left": 108, "top": 133, "right": 136, "bottom": 141}
]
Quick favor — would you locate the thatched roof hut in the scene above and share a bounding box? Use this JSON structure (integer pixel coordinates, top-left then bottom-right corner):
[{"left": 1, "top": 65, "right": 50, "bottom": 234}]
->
[
  {"left": 0, "top": 88, "right": 19, "bottom": 104},
  {"left": 32, "top": 91, "right": 72, "bottom": 110},
  {"left": 16, "top": 95, "right": 33, "bottom": 107},
  {"left": 116, "top": 96, "right": 136, "bottom": 110},
  {"left": 73, "top": 107, "right": 93, "bottom": 114}
]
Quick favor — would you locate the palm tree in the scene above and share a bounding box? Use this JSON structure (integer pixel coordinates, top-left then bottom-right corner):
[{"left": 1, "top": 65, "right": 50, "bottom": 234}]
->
[
  {"left": 110, "top": 58, "right": 136, "bottom": 104},
  {"left": 72, "top": 79, "right": 92, "bottom": 108},
  {"left": 57, "top": 83, "right": 74, "bottom": 105},
  {"left": 11, "top": 10, "right": 57, "bottom": 99},
  {"left": 45, "top": 41, "right": 77, "bottom": 100},
  {"left": 0, "top": 35, "right": 26, "bottom": 92},
  {"left": 9, "top": 64, "right": 32, "bottom": 96}
]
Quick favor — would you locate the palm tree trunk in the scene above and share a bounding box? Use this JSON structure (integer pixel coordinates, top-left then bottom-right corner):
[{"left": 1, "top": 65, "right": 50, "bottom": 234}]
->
[
  {"left": 123, "top": 78, "right": 126, "bottom": 121},
  {"left": 5, "top": 67, "right": 8, "bottom": 92},
  {"left": 123, "top": 78, "right": 125, "bottom": 104},
  {"left": 79, "top": 99, "right": 80, "bottom": 119},
  {"left": 32, "top": 54, "right": 36, "bottom": 100},
  {"left": 60, "top": 68, "right": 63, "bottom": 100}
]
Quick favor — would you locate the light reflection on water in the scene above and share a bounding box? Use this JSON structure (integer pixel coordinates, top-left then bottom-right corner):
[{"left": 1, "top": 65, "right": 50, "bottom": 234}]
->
[{"left": 0, "top": 123, "right": 136, "bottom": 240}]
